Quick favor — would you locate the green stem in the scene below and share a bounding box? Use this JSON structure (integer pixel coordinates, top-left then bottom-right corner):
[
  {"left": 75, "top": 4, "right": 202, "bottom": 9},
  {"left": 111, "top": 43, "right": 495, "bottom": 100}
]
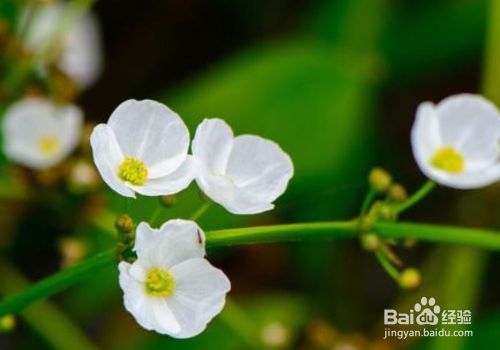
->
[
  {"left": 2, "top": 220, "right": 500, "bottom": 316},
  {"left": 375, "top": 250, "right": 399, "bottom": 281},
  {"left": 360, "top": 188, "right": 377, "bottom": 216},
  {"left": 0, "top": 249, "right": 115, "bottom": 317},
  {"left": 393, "top": 180, "right": 436, "bottom": 214},
  {"left": 190, "top": 201, "right": 211, "bottom": 221},
  {"left": 373, "top": 221, "right": 500, "bottom": 250},
  {"left": 0, "top": 261, "right": 98, "bottom": 350},
  {"left": 481, "top": 0, "right": 500, "bottom": 100}
]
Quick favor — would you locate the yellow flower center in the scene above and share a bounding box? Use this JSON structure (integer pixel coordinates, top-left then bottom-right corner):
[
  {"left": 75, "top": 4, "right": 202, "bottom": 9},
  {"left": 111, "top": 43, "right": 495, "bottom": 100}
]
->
[
  {"left": 145, "top": 268, "right": 176, "bottom": 297},
  {"left": 431, "top": 146, "right": 464, "bottom": 173},
  {"left": 38, "top": 136, "right": 60, "bottom": 155},
  {"left": 118, "top": 157, "right": 148, "bottom": 185}
]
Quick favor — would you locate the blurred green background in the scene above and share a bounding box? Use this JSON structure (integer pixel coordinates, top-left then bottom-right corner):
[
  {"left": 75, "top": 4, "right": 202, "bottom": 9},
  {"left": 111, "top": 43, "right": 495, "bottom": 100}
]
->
[{"left": 0, "top": 0, "right": 499, "bottom": 349}]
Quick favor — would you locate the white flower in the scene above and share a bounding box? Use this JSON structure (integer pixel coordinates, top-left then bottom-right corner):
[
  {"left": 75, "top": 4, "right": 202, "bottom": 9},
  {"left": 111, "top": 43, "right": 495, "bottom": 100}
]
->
[
  {"left": 2, "top": 97, "right": 83, "bottom": 169},
  {"left": 411, "top": 93, "right": 500, "bottom": 189},
  {"left": 119, "top": 220, "right": 230, "bottom": 338},
  {"left": 21, "top": 3, "right": 103, "bottom": 89},
  {"left": 192, "top": 119, "right": 293, "bottom": 214},
  {"left": 90, "top": 99, "right": 195, "bottom": 198}
]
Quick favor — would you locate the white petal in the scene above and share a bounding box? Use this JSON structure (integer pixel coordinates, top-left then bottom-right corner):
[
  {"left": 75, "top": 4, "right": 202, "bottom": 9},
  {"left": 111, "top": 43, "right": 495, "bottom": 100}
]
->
[
  {"left": 196, "top": 175, "right": 274, "bottom": 214},
  {"left": 192, "top": 118, "right": 233, "bottom": 175},
  {"left": 60, "top": 12, "right": 102, "bottom": 88},
  {"left": 108, "top": 100, "right": 190, "bottom": 177},
  {"left": 119, "top": 262, "right": 181, "bottom": 335},
  {"left": 167, "top": 258, "right": 230, "bottom": 338},
  {"left": 436, "top": 94, "right": 500, "bottom": 163},
  {"left": 134, "top": 220, "right": 205, "bottom": 269},
  {"left": 411, "top": 101, "right": 442, "bottom": 172},
  {"left": 130, "top": 156, "right": 195, "bottom": 196},
  {"left": 89, "top": 124, "right": 133, "bottom": 197},
  {"left": 226, "top": 135, "right": 293, "bottom": 203},
  {"left": 56, "top": 104, "right": 83, "bottom": 157},
  {"left": 419, "top": 163, "right": 500, "bottom": 189}
]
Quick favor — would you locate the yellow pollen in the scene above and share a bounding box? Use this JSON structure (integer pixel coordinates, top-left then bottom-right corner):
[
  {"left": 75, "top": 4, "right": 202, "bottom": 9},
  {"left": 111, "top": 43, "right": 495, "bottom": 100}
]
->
[
  {"left": 145, "top": 268, "right": 176, "bottom": 297},
  {"left": 118, "top": 157, "right": 148, "bottom": 185},
  {"left": 431, "top": 146, "right": 464, "bottom": 173},
  {"left": 38, "top": 136, "right": 60, "bottom": 155}
]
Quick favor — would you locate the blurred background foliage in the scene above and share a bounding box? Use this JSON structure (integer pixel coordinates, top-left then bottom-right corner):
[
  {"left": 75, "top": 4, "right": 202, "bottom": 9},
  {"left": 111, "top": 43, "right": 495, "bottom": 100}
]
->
[{"left": 0, "top": 0, "right": 499, "bottom": 349}]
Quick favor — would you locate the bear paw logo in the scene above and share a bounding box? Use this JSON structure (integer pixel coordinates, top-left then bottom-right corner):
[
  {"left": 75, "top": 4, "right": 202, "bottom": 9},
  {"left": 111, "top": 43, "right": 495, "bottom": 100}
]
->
[{"left": 414, "top": 297, "right": 441, "bottom": 325}]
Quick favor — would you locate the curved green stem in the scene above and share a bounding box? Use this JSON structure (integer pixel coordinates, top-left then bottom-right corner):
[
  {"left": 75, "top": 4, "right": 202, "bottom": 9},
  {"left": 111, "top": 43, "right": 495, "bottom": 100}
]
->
[
  {"left": 360, "top": 188, "right": 377, "bottom": 216},
  {"left": 375, "top": 250, "right": 399, "bottom": 281},
  {"left": 190, "top": 201, "right": 211, "bottom": 221},
  {"left": 1, "top": 220, "right": 500, "bottom": 317},
  {"left": 0, "top": 249, "right": 115, "bottom": 317},
  {"left": 393, "top": 180, "right": 436, "bottom": 214}
]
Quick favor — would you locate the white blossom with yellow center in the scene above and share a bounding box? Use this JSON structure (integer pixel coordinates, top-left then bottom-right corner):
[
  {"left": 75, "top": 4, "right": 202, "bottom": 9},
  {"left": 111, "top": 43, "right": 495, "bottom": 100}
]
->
[
  {"left": 411, "top": 94, "right": 500, "bottom": 189},
  {"left": 118, "top": 220, "right": 230, "bottom": 338},
  {"left": 2, "top": 98, "right": 83, "bottom": 169},
  {"left": 90, "top": 99, "right": 195, "bottom": 198},
  {"left": 192, "top": 118, "right": 294, "bottom": 214},
  {"left": 21, "top": 3, "right": 103, "bottom": 89}
]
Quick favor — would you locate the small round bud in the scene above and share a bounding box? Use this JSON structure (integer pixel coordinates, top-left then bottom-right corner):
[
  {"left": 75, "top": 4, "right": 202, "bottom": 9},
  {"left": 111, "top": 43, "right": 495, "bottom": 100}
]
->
[
  {"left": 360, "top": 233, "right": 379, "bottom": 251},
  {"left": 403, "top": 237, "right": 417, "bottom": 248},
  {"left": 399, "top": 268, "right": 421, "bottom": 290},
  {"left": 67, "top": 160, "right": 100, "bottom": 192},
  {"left": 115, "top": 214, "right": 134, "bottom": 234},
  {"left": 0, "top": 315, "right": 16, "bottom": 333},
  {"left": 261, "top": 322, "right": 289, "bottom": 347},
  {"left": 378, "top": 204, "right": 396, "bottom": 221},
  {"left": 160, "top": 195, "right": 176, "bottom": 207},
  {"left": 387, "top": 183, "right": 408, "bottom": 202},
  {"left": 369, "top": 167, "right": 392, "bottom": 192}
]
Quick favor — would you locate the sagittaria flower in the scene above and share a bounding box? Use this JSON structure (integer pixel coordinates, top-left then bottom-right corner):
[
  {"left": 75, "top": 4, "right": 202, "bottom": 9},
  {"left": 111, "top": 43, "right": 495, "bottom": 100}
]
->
[
  {"left": 119, "top": 220, "right": 230, "bottom": 338},
  {"left": 411, "top": 94, "right": 500, "bottom": 189},
  {"left": 21, "top": 3, "right": 102, "bottom": 89},
  {"left": 192, "top": 118, "right": 293, "bottom": 214},
  {"left": 90, "top": 99, "right": 195, "bottom": 198},
  {"left": 2, "top": 97, "right": 83, "bottom": 169}
]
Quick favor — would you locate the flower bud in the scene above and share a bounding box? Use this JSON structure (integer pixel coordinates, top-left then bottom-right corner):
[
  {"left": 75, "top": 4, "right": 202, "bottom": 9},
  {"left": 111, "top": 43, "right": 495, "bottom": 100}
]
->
[
  {"left": 399, "top": 268, "right": 421, "bottom": 290},
  {"left": 378, "top": 204, "right": 396, "bottom": 221},
  {"left": 115, "top": 214, "right": 134, "bottom": 234},
  {"left": 387, "top": 183, "right": 408, "bottom": 202},
  {"left": 369, "top": 167, "right": 392, "bottom": 192},
  {"left": 67, "top": 160, "right": 100, "bottom": 192},
  {"left": 360, "top": 233, "right": 379, "bottom": 251},
  {"left": 0, "top": 315, "right": 16, "bottom": 333},
  {"left": 160, "top": 195, "right": 176, "bottom": 208}
]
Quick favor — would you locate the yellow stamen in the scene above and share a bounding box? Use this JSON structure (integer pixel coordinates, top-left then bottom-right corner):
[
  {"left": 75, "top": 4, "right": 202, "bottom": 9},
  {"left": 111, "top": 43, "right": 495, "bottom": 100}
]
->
[
  {"left": 38, "top": 136, "right": 60, "bottom": 155},
  {"left": 145, "top": 268, "right": 176, "bottom": 297},
  {"left": 431, "top": 147, "right": 464, "bottom": 173},
  {"left": 118, "top": 157, "right": 148, "bottom": 185}
]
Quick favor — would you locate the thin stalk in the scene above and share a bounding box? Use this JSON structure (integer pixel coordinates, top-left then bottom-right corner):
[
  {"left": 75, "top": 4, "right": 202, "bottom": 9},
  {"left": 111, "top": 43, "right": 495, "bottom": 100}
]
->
[
  {"left": 190, "top": 201, "right": 211, "bottom": 221},
  {"left": 360, "top": 188, "right": 377, "bottom": 216},
  {"left": 393, "top": 181, "right": 436, "bottom": 214},
  {"left": 375, "top": 250, "right": 399, "bottom": 281}
]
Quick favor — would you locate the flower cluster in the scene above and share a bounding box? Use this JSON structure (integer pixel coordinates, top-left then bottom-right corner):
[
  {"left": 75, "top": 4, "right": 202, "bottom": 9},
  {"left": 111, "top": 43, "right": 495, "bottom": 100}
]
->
[
  {"left": 90, "top": 99, "right": 294, "bottom": 214},
  {"left": 88, "top": 99, "right": 293, "bottom": 336}
]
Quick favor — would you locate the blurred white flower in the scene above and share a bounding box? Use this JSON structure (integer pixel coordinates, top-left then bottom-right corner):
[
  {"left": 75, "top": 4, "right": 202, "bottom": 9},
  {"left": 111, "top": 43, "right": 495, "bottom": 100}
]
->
[
  {"left": 192, "top": 119, "right": 293, "bottom": 214},
  {"left": 411, "top": 93, "right": 500, "bottom": 189},
  {"left": 90, "top": 99, "right": 195, "bottom": 198},
  {"left": 119, "top": 220, "right": 230, "bottom": 338},
  {"left": 21, "top": 3, "right": 103, "bottom": 89},
  {"left": 2, "top": 97, "right": 83, "bottom": 169}
]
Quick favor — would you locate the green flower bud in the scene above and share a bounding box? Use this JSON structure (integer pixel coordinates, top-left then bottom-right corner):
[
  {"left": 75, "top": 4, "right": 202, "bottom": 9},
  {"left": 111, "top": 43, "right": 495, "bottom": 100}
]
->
[
  {"left": 369, "top": 167, "right": 392, "bottom": 192},
  {"left": 160, "top": 195, "right": 176, "bottom": 208},
  {"left": 360, "top": 233, "right": 379, "bottom": 251},
  {"left": 0, "top": 315, "right": 16, "bottom": 333},
  {"left": 387, "top": 183, "right": 408, "bottom": 202},
  {"left": 114, "top": 214, "right": 134, "bottom": 234},
  {"left": 399, "top": 268, "right": 421, "bottom": 290}
]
